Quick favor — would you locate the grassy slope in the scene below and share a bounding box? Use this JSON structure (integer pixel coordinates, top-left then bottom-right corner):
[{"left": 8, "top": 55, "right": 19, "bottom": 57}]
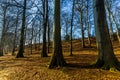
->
[{"left": 0, "top": 39, "right": 120, "bottom": 80}]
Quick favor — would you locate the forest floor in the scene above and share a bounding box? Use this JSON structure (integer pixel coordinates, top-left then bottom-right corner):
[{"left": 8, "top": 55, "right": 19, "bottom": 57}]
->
[{"left": 0, "top": 39, "right": 120, "bottom": 80}]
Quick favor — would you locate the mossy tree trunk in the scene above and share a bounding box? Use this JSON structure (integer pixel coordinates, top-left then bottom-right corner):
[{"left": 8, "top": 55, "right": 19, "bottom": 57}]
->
[
  {"left": 93, "top": 0, "right": 120, "bottom": 70},
  {"left": 49, "top": 0, "right": 66, "bottom": 69},
  {"left": 16, "top": 0, "right": 26, "bottom": 58}
]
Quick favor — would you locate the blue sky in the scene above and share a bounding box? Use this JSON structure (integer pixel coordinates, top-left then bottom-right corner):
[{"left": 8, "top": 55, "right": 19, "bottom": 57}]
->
[{"left": 0, "top": 0, "right": 120, "bottom": 41}]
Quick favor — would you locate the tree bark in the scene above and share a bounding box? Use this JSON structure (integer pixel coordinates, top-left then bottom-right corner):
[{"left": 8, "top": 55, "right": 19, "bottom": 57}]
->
[
  {"left": 12, "top": 10, "right": 19, "bottom": 55},
  {"left": 105, "top": 2, "right": 120, "bottom": 42},
  {"left": 49, "top": 0, "right": 66, "bottom": 69},
  {"left": 70, "top": 0, "right": 75, "bottom": 56},
  {"left": 16, "top": 0, "right": 26, "bottom": 58},
  {"left": 47, "top": 0, "right": 50, "bottom": 53},
  {"left": 86, "top": 0, "right": 91, "bottom": 47},
  {"left": 30, "top": 21, "right": 34, "bottom": 54},
  {"left": 80, "top": 11, "right": 85, "bottom": 48},
  {"left": 41, "top": 0, "right": 48, "bottom": 57},
  {"left": 93, "top": 0, "right": 120, "bottom": 70},
  {"left": 0, "top": 5, "right": 8, "bottom": 56},
  {"left": 47, "top": 21, "right": 50, "bottom": 53}
]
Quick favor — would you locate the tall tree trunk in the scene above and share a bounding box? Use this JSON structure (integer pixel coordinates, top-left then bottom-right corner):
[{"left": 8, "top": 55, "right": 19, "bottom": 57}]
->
[
  {"left": 12, "top": 10, "right": 19, "bottom": 55},
  {"left": 49, "top": 0, "right": 66, "bottom": 69},
  {"left": 70, "top": 0, "right": 75, "bottom": 56},
  {"left": 16, "top": 0, "right": 26, "bottom": 58},
  {"left": 30, "top": 21, "right": 34, "bottom": 54},
  {"left": 80, "top": 11, "right": 85, "bottom": 48},
  {"left": 41, "top": 0, "right": 48, "bottom": 57},
  {"left": 0, "top": 5, "right": 8, "bottom": 56},
  {"left": 105, "top": 3, "right": 116, "bottom": 41},
  {"left": 111, "top": 13, "right": 120, "bottom": 42},
  {"left": 47, "top": 21, "right": 50, "bottom": 53},
  {"left": 34, "top": 35, "right": 37, "bottom": 50},
  {"left": 105, "top": 3, "right": 120, "bottom": 42},
  {"left": 93, "top": 0, "right": 120, "bottom": 70},
  {"left": 108, "top": 11, "right": 114, "bottom": 40},
  {"left": 86, "top": 0, "right": 91, "bottom": 47},
  {"left": 47, "top": 0, "right": 50, "bottom": 53},
  {"left": 38, "top": 21, "right": 41, "bottom": 49}
]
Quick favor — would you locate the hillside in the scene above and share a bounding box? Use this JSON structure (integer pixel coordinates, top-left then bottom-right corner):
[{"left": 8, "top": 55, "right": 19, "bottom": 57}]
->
[{"left": 0, "top": 39, "right": 120, "bottom": 80}]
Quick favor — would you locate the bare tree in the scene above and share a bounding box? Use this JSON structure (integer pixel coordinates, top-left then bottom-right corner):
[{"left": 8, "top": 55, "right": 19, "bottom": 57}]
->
[
  {"left": 41, "top": 0, "right": 48, "bottom": 57},
  {"left": 0, "top": 3, "right": 9, "bottom": 56},
  {"left": 49, "top": 0, "right": 66, "bottom": 68},
  {"left": 76, "top": 0, "right": 86, "bottom": 48},
  {"left": 16, "top": 0, "right": 26, "bottom": 58},
  {"left": 86, "top": 0, "right": 91, "bottom": 47},
  {"left": 70, "top": 0, "right": 75, "bottom": 56},
  {"left": 93, "top": 0, "right": 120, "bottom": 70},
  {"left": 105, "top": 0, "right": 120, "bottom": 42},
  {"left": 12, "top": 9, "right": 19, "bottom": 55}
]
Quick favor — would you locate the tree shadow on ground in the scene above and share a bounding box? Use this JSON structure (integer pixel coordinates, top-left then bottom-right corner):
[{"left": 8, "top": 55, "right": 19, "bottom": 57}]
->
[
  {"left": 65, "top": 54, "right": 98, "bottom": 69},
  {"left": 66, "top": 63, "right": 96, "bottom": 69}
]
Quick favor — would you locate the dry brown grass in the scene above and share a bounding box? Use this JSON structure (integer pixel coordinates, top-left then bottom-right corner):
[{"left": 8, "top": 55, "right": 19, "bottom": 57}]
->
[{"left": 0, "top": 39, "right": 120, "bottom": 80}]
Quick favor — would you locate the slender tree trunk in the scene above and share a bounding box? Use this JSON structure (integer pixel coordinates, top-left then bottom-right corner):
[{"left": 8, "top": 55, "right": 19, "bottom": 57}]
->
[
  {"left": 111, "top": 13, "right": 120, "bottom": 42},
  {"left": 86, "top": 0, "right": 91, "bottom": 47},
  {"left": 93, "top": 0, "right": 120, "bottom": 70},
  {"left": 30, "top": 21, "right": 34, "bottom": 54},
  {"left": 80, "top": 11, "right": 85, "bottom": 48},
  {"left": 108, "top": 12, "right": 114, "bottom": 40},
  {"left": 65, "top": 18, "right": 68, "bottom": 37},
  {"left": 49, "top": 0, "right": 66, "bottom": 69},
  {"left": 38, "top": 21, "right": 41, "bottom": 49},
  {"left": 48, "top": 21, "right": 50, "bottom": 53},
  {"left": 12, "top": 11, "right": 19, "bottom": 55},
  {"left": 16, "top": 0, "right": 26, "bottom": 58},
  {"left": 34, "top": 35, "right": 37, "bottom": 50},
  {"left": 105, "top": 2, "right": 115, "bottom": 41},
  {"left": 105, "top": 3, "right": 120, "bottom": 42},
  {"left": 47, "top": 0, "right": 50, "bottom": 53},
  {"left": 0, "top": 5, "right": 8, "bottom": 56},
  {"left": 41, "top": 0, "right": 48, "bottom": 57},
  {"left": 42, "top": 19, "right": 47, "bottom": 57},
  {"left": 70, "top": 0, "right": 75, "bottom": 56}
]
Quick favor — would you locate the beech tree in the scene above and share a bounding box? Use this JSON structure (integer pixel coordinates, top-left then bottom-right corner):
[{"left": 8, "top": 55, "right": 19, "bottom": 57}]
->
[
  {"left": 49, "top": 0, "right": 66, "bottom": 68},
  {"left": 93, "top": 0, "right": 120, "bottom": 70}
]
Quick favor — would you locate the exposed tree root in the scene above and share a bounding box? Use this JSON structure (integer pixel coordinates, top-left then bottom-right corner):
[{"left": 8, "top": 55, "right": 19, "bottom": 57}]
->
[
  {"left": 16, "top": 53, "right": 24, "bottom": 58},
  {"left": 49, "top": 57, "right": 67, "bottom": 69},
  {"left": 92, "top": 59, "right": 120, "bottom": 71}
]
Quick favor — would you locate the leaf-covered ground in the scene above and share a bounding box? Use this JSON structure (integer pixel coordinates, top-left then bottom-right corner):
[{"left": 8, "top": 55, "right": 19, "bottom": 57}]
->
[{"left": 0, "top": 40, "right": 120, "bottom": 80}]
